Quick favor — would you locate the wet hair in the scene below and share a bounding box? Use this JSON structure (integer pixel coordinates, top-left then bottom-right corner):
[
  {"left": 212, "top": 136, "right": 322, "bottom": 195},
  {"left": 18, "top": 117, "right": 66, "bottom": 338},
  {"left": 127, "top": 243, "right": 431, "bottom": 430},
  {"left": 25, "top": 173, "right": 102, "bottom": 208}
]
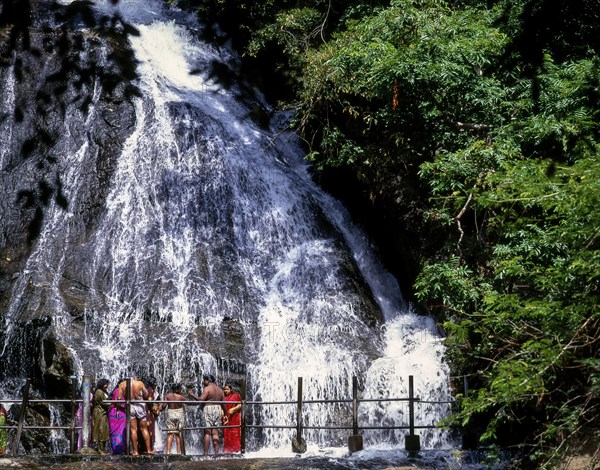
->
[
  {"left": 95, "top": 378, "right": 109, "bottom": 391},
  {"left": 172, "top": 383, "right": 182, "bottom": 393},
  {"left": 112, "top": 378, "right": 126, "bottom": 393},
  {"left": 143, "top": 376, "right": 158, "bottom": 388},
  {"left": 203, "top": 374, "right": 215, "bottom": 383}
]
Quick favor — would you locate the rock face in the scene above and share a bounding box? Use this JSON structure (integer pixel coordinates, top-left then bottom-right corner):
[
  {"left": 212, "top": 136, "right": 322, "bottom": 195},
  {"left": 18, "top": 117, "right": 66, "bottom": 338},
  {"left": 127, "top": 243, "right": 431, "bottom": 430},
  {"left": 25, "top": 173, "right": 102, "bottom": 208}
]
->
[
  {"left": 0, "top": 2, "right": 139, "bottom": 396},
  {"left": 0, "top": 7, "right": 138, "bottom": 451}
]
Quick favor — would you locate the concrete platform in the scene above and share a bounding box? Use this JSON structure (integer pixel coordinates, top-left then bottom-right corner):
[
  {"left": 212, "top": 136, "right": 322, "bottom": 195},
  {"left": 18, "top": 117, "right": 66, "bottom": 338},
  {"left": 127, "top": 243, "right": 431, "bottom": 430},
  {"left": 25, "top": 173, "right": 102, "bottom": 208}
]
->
[{"left": 0, "top": 454, "right": 432, "bottom": 469}]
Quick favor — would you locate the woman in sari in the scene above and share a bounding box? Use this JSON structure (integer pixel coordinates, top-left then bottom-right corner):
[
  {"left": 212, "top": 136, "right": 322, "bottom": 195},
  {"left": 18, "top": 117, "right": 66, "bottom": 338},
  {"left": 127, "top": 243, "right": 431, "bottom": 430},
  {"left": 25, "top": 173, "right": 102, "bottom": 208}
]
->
[
  {"left": 222, "top": 384, "right": 242, "bottom": 453},
  {"left": 92, "top": 378, "right": 110, "bottom": 455},
  {"left": 108, "top": 379, "right": 127, "bottom": 455}
]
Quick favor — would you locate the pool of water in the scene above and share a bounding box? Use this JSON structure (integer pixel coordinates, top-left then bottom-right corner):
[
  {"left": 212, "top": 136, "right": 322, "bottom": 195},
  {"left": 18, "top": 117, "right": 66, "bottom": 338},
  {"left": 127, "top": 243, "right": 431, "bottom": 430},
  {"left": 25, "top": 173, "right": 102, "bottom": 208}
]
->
[{"left": 0, "top": 447, "right": 509, "bottom": 469}]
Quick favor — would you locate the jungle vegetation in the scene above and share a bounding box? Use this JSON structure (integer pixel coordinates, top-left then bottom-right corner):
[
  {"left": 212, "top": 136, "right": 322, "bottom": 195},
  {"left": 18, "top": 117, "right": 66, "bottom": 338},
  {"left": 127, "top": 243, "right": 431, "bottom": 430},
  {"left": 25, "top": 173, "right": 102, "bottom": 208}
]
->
[{"left": 179, "top": 0, "right": 600, "bottom": 467}]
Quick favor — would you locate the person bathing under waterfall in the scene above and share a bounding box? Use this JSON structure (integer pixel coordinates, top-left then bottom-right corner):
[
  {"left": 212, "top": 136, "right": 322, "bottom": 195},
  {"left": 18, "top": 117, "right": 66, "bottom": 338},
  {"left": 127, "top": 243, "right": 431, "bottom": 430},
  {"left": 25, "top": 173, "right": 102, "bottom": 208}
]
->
[
  {"left": 223, "top": 384, "right": 242, "bottom": 453},
  {"left": 108, "top": 379, "right": 127, "bottom": 455},
  {"left": 0, "top": 403, "right": 7, "bottom": 455},
  {"left": 189, "top": 374, "right": 227, "bottom": 455},
  {"left": 92, "top": 379, "right": 110, "bottom": 455},
  {"left": 164, "top": 383, "right": 186, "bottom": 455},
  {"left": 117, "top": 377, "right": 153, "bottom": 455}
]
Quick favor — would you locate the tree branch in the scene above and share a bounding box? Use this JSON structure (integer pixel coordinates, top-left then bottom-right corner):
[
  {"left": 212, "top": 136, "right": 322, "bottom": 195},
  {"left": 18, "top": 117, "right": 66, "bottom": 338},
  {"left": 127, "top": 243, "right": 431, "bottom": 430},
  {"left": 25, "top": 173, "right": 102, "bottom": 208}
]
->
[
  {"left": 455, "top": 192, "right": 473, "bottom": 256},
  {"left": 454, "top": 121, "right": 493, "bottom": 131}
]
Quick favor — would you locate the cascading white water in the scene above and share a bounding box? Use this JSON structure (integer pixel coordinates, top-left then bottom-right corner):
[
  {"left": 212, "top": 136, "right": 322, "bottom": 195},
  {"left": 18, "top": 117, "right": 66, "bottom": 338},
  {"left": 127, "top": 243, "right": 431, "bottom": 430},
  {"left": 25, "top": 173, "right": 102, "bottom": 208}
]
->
[
  {"left": 49, "top": 405, "right": 70, "bottom": 453},
  {"left": 359, "top": 314, "right": 452, "bottom": 449},
  {"left": 248, "top": 118, "right": 453, "bottom": 452},
  {"left": 0, "top": 70, "right": 15, "bottom": 169},
  {"left": 1, "top": 0, "right": 453, "bottom": 455}
]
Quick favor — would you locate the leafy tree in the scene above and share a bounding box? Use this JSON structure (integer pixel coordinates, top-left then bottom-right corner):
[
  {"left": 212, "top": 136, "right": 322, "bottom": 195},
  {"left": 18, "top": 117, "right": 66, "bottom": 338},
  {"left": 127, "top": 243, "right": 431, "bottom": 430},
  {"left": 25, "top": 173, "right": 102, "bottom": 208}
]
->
[{"left": 416, "top": 50, "right": 600, "bottom": 469}]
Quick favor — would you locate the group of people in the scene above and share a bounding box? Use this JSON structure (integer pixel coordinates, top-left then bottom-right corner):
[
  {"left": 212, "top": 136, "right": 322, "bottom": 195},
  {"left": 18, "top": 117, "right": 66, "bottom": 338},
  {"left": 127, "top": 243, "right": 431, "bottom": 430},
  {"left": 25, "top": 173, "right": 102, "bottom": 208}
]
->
[
  {"left": 81, "top": 374, "right": 242, "bottom": 456},
  {"left": 81, "top": 376, "right": 158, "bottom": 455},
  {"left": 189, "top": 375, "right": 242, "bottom": 455}
]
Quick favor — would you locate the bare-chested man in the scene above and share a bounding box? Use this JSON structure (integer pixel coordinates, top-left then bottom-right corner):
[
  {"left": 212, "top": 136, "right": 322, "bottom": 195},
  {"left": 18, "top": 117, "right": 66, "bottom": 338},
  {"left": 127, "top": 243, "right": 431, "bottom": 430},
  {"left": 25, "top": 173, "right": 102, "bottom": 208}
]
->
[
  {"left": 164, "top": 383, "right": 186, "bottom": 455},
  {"left": 117, "top": 377, "right": 153, "bottom": 455},
  {"left": 189, "top": 374, "right": 227, "bottom": 455}
]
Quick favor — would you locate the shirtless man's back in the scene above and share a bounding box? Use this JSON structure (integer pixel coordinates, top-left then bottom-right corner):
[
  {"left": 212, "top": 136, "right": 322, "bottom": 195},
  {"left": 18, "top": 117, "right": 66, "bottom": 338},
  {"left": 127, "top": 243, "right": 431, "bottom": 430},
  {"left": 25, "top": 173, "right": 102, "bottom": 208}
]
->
[
  {"left": 189, "top": 375, "right": 226, "bottom": 455},
  {"left": 164, "top": 384, "right": 186, "bottom": 454},
  {"left": 117, "top": 378, "right": 152, "bottom": 455}
]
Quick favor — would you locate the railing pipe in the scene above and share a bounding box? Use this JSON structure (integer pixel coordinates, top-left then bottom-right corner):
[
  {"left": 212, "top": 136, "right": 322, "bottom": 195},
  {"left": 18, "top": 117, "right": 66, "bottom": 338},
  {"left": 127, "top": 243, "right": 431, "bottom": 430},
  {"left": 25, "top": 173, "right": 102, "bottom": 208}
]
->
[
  {"left": 79, "top": 374, "right": 94, "bottom": 453},
  {"left": 405, "top": 375, "right": 421, "bottom": 453},
  {"left": 125, "top": 379, "right": 131, "bottom": 455},
  {"left": 291, "top": 377, "right": 306, "bottom": 453},
  {"left": 243, "top": 397, "right": 415, "bottom": 405},
  {"left": 70, "top": 375, "right": 77, "bottom": 453},
  {"left": 13, "top": 378, "right": 30, "bottom": 455}
]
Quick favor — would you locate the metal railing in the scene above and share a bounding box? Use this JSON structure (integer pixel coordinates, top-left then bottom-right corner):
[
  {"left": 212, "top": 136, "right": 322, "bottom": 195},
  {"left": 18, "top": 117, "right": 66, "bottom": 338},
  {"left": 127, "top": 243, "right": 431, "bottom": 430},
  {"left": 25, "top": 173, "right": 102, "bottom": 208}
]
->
[{"left": 0, "top": 374, "right": 453, "bottom": 456}]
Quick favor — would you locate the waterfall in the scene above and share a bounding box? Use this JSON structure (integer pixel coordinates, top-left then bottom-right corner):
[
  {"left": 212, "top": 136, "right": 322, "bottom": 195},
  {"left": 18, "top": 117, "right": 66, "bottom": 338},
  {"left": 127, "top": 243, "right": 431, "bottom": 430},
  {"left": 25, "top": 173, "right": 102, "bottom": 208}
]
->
[
  {"left": 0, "top": 69, "right": 15, "bottom": 169},
  {"left": 49, "top": 405, "right": 70, "bottom": 454},
  {"left": 0, "top": 0, "right": 453, "bottom": 455}
]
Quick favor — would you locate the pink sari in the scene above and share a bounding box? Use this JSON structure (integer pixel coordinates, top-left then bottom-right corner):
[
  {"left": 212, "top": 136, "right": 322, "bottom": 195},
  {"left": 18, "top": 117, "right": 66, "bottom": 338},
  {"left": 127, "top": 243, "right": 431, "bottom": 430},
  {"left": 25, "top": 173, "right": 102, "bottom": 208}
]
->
[{"left": 108, "top": 388, "right": 126, "bottom": 454}]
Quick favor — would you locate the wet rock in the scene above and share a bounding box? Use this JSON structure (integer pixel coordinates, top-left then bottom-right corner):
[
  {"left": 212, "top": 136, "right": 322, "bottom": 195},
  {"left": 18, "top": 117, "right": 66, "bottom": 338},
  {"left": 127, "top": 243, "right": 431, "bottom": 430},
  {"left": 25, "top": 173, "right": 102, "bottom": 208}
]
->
[
  {"left": 0, "top": 3, "right": 137, "bottom": 392},
  {"left": 42, "top": 335, "right": 74, "bottom": 398}
]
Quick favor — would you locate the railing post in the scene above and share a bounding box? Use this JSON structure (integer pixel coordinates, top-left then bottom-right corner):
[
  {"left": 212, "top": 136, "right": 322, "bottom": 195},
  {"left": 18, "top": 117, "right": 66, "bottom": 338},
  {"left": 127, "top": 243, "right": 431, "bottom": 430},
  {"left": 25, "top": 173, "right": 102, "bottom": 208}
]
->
[
  {"left": 126, "top": 378, "right": 131, "bottom": 455},
  {"left": 461, "top": 375, "right": 478, "bottom": 450},
  {"left": 77, "top": 374, "right": 95, "bottom": 454},
  {"left": 291, "top": 377, "right": 306, "bottom": 453},
  {"left": 348, "top": 375, "right": 363, "bottom": 452},
  {"left": 180, "top": 424, "right": 186, "bottom": 456},
  {"left": 404, "top": 375, "right": 420, "bottom": 454},
  {"left": 409, "top": 375, "right": 415, "bottom": 435},
  {"left": 70, "top": 375, "right": 77, "bottom": 453},
  {"left": 352, "top": 376, "right": 359, "bottom": 435},
  {"left": 240, "top": 377, "right": 246, "bottom": 454},
  {"left": 12, "top": 378, "right": 30, "bottom": 455}
]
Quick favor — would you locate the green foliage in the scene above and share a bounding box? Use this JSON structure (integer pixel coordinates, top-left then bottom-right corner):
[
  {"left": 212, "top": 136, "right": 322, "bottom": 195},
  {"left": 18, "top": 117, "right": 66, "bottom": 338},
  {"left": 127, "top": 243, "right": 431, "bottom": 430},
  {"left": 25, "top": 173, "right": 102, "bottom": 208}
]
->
[
  {"left": 414, "top": 257, "right": 484, "bottom": 316},
  {"left": 421, "top": 53, "right": 600, "bottom": 463},
  {"left": 247, "top": 8, "right": 323, "bottom": 58},
  {"left": 296, "top": 0, "right": 510, "bottom": 189}
]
